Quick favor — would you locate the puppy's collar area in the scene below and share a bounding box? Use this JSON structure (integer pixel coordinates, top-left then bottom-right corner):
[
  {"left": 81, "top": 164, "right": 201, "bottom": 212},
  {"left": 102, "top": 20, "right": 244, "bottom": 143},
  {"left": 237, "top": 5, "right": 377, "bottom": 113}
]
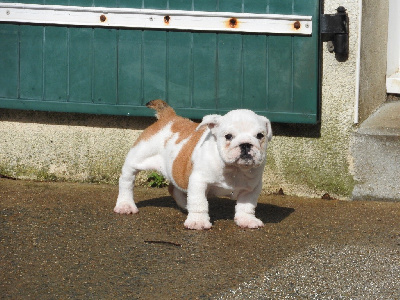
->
[{"left": 224, "top": 164, "right": 261, "bottom": 179}]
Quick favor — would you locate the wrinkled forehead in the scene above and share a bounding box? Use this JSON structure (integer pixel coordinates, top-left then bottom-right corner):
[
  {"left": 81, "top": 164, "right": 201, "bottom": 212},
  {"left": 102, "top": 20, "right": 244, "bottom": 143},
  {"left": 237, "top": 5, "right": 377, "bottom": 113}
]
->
[{"left": 220, "top": 110, "right": 266, "bottom": 133}]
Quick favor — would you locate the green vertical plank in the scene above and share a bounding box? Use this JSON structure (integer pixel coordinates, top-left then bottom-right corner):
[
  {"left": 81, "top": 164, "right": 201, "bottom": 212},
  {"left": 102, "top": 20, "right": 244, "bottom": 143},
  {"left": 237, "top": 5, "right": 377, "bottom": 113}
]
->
[
  {"left": 243, "top": 0, "right": 267, "bottom": 13},
  {"left": 0, "top": 24, "right": 19, "bottom": 98},
  {"left": 68, "top": 0, "right": 93, "bottom": 6},
  {"left": 167, "top": 32, "right": 192, "bottom": 108},
  {"left": 192, "top": 33, "right": 217, "bottom": 109},
  {"left": 269, "top": 0, "right": 293, "bottom": 14},
  {"left": 93, "top": 28, "right": 118, "bottom": 104},
  {"left": 69, "top": 27, "right": 93, "bottom": 103},
  {"left": 142, "top": 31, "right": 167, "bottom": 101},
  {"left": 94, "top": 0, "right": 118, "bottom": 7},
  {"left": 242, "top": 0, "right": 269, "bottom": 110},
  {"left": 118, "top": 0, "right": 143, "bottom": 8},
  {"left": 267, "top": 0, "right": 293, "bottom": 112},
  {"left": 15, "top": 0, "right": 44, "bottom": 3},
  {"left": 142, "top": 0, "right": 168, "bottom": 103},
  {"left": 267, "top": 37, "right": 293, "bottom": 112},
  {"left": 242, "top": 35, "right": 267, "bottom": 111},
  {"left": 292, "top": 0, "right": 319, "bottom": 116},
  {"left": 193, "top": 0, "right": 217, "bottom": 11},
  {"left": 218, "top": 0, "right": 243, "bottom": 12},
  {"left": 168, "top": 0, "right": 192, "bottom": 10},
  {"left": 118, "top": 30, "right": 143, "bottom": 105},
  {"left": 44, "top": 26, "right": 68, "bottom": 101},
  {"left": 45, "top": 0, "right": 68, "bottom": 5},
  {"left": 165, "top": 0, "right": 194, "bottom": 107},
  {"left": 143, "top": 0, "right": 168, "bottom": 9},
  {"left": 20, "top": 26, "right": 43, "bottom": 100},
  {"left": 217, "top": 34, "right": 242, "bottom": 110}
]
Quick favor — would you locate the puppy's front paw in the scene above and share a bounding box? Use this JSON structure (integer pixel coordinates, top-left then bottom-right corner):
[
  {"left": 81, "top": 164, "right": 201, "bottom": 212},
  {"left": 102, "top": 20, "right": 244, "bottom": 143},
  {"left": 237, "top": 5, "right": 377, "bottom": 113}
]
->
[
  {"left": 184, "top": 213, "right": 212, "bottom": 230},
  {"left": 114, "top": 201, "right": 139, "bottom": 214},
  {"left": 234, "top": 214, "right": 264, "bottom": 229}
]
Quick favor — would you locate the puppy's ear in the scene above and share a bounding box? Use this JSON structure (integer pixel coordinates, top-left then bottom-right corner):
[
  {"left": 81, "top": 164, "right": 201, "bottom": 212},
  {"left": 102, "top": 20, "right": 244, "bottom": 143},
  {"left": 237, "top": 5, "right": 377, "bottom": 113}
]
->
[
  {"left": 196, "top": 114, "right": 221, "bottom": 131},
  {"left": 259, "top": 116, "right": 273, "bottom": 141}
]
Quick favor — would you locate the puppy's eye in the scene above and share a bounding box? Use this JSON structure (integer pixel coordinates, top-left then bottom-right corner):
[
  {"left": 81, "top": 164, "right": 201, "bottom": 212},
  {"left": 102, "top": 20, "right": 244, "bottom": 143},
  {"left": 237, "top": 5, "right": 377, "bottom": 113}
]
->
[
  {"left": 225, "top": 134, "right": 233, "bottom": 141},
  {"left": 256, "top": 133, "right": 264, "bottom": 140}
]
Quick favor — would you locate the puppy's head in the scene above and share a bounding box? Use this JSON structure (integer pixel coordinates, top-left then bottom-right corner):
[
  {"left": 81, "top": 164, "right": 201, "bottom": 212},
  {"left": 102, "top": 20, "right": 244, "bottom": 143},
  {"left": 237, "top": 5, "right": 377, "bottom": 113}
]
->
[{"left": 197, "top": 110, "right": 272, "bottom": 169}]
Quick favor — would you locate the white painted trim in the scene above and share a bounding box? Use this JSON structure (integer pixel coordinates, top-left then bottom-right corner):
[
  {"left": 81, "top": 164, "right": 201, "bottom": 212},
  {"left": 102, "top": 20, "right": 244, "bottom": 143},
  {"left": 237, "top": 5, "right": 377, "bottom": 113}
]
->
[
  {"left": 0, "top": 3, "right": 312, "bottom": 35},
  {"left": 386, "top": 0, "right": 400, "bottom": 94}
]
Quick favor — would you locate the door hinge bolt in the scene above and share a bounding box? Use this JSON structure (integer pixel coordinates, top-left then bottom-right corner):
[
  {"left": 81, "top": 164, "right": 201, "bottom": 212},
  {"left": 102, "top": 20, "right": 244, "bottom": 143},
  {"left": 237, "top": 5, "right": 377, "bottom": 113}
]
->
[{"left": 320, "top": 6, "right": 349, "bottom": 61}]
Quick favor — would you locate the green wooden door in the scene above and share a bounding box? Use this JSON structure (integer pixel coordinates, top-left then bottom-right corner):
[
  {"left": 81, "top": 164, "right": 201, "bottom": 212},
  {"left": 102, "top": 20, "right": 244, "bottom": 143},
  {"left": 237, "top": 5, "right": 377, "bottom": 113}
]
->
[{"left": 0, "top": 0, "right": 320, "bottom": 123}]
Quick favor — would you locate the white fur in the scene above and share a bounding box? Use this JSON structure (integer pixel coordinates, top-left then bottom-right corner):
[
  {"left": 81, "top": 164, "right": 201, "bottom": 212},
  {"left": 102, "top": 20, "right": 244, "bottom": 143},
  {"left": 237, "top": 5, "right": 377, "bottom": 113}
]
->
[{"left": 115, "top": 109, "right": 272, "bottom": 230}]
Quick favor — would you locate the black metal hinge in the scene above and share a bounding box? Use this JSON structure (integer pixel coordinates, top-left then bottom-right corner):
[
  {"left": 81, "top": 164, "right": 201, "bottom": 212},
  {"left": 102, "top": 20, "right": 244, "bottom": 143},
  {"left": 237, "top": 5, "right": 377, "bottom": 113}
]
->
[{"left": 321, "top": 6, "right": 349, "bottom": 61}]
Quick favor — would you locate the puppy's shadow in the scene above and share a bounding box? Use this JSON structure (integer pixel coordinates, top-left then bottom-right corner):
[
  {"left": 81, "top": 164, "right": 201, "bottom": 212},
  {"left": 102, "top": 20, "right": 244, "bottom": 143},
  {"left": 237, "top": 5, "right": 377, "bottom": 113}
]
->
[{"left": 137, "top": 196, "right": 294, "bottom": 224}]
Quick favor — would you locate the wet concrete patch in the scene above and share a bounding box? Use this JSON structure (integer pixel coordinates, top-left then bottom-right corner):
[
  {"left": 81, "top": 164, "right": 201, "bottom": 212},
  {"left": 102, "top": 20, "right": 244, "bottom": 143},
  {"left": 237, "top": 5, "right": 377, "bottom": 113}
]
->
[{"left": 1, "top": 179, "right": 399, "bottom": 299}]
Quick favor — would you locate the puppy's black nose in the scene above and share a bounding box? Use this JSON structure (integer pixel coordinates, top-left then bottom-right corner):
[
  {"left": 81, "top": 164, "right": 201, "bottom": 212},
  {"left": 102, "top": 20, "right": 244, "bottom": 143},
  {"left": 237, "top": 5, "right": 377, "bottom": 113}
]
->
[{"left": 240, "top": 143, "right": 252, "bottom": 157}]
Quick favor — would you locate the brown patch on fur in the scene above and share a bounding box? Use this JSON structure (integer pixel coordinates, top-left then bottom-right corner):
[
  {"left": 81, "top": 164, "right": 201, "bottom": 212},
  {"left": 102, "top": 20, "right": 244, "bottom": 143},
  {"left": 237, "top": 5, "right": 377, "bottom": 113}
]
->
[
  {"left": 171, "top": 117, "right": 198, "bottom": 143},
  {"left": 172, "top": 125, "right": 206, "bottom": 190},
  {"left": 132, "top": 99, "right": 206, "bottom": 190},
  {"left": 163, "top": 114, "right": 200, "bottom": 149},
  {"left": 133, "top": 100, "right": 176, "bottom": 146}
]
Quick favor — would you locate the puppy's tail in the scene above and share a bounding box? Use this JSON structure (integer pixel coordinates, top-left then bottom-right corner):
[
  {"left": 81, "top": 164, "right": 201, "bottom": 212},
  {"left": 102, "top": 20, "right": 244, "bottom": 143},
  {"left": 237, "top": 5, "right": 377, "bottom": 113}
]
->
[{"left": 146, "top": 99, "right": 176, "bottom": 120}]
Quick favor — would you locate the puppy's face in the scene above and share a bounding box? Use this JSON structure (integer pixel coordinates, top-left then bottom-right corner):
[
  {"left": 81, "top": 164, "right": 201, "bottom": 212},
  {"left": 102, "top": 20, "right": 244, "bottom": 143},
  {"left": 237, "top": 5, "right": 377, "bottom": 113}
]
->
[{"left": 198, "top": 110, "right": 272, "bottom": 169}]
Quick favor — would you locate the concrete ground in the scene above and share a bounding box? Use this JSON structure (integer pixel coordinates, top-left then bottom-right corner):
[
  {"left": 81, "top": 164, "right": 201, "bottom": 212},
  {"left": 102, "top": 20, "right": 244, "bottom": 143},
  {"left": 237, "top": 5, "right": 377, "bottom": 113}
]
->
[{"left": 1, "top": 178, "right": 399, "bottom": 299}]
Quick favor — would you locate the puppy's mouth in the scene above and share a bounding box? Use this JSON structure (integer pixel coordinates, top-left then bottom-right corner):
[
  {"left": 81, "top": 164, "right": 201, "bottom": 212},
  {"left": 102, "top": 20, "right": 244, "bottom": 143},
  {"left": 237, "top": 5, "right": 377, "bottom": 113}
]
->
[{"left": 240, "top": 153, "right": 253, "bottom": 160}]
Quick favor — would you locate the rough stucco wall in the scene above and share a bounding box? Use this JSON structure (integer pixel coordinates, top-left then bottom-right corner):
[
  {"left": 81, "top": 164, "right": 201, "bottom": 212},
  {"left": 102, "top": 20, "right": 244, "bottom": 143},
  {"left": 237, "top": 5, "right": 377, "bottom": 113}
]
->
[
  {"left": 0, "top": 111, "right": 152, "bottom": 184},
  {"left": 0, "top": 0, "right": 360, "bottom": 199},
  {"left": 357, "top": 0, "right": 389, "bottom": 123}
]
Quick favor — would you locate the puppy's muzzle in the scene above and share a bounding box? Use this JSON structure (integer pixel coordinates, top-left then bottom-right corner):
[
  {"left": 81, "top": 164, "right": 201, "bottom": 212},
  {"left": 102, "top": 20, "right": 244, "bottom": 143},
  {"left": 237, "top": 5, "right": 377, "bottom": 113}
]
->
[{"left": 240, "top": 143, "right": 253, "bottom": 160}]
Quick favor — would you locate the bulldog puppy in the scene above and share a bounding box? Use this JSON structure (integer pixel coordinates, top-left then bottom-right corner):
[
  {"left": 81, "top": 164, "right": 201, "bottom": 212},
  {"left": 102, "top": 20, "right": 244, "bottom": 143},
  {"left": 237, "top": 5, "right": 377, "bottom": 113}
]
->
[{"left": 114, "top": 100, "right": 272, "bottom": 230}]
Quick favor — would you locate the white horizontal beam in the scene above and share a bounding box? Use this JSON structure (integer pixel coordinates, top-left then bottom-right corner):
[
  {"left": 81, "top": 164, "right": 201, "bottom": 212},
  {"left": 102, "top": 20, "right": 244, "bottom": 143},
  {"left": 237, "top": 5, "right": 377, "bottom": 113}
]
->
[{"left": 0, "top": 3, "right": 312, "bottom": 35}]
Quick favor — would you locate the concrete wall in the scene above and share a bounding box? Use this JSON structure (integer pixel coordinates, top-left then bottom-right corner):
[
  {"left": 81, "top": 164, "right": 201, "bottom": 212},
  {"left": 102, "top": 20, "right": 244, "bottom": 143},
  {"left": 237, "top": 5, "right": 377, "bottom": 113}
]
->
[
  {"left": 358, "top": 0, "right": 389, "bottom": 123},
  {"left": 0, "top": 0, "right": 366, "bottom": 199},
  {"left": 0, "top": 110, "right": 148, "bottom": 183}
]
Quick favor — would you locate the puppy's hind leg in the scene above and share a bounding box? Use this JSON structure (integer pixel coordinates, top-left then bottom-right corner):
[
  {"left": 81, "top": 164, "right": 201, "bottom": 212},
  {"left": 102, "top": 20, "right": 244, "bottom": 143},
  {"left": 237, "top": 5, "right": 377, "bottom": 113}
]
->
[
  {"left": 114, "top": 163, "right": 139, "bottom": 214},
  {"left": 114, "top": 149, "right": 140, "bottom": 214},
  {"left": 115, "top": 143, "right": 164, "bottom": 214}
]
